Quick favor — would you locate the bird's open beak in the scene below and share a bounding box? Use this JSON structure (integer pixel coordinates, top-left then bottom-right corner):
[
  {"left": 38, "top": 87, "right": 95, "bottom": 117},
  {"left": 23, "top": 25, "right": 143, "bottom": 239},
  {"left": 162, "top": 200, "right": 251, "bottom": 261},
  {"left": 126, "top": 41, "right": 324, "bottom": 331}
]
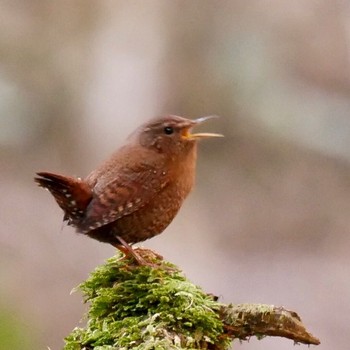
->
[{"left": 182, "top": 115, "right": 224, "bottom": 139}]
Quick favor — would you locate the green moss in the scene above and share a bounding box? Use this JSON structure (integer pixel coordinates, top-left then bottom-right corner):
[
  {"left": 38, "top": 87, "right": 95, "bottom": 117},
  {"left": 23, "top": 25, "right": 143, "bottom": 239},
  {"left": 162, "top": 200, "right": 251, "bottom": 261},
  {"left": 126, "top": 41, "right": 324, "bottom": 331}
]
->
[{"left": 64, "top": 250, "right": 230, "bottom": 350}]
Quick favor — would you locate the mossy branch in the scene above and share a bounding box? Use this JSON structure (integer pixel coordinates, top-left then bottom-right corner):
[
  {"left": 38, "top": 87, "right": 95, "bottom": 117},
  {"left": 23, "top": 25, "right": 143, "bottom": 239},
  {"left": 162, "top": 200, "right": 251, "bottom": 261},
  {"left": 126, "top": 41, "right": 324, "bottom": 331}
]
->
[{"left": 63, "top": 248, "right": 320, "bottom": 349}]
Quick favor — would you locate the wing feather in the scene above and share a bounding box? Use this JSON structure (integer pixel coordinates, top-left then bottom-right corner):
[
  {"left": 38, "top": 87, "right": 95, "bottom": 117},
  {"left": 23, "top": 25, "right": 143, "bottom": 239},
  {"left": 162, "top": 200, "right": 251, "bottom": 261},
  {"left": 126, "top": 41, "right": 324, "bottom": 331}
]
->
[{"left": 79, "top": 164, "right": 169, "bottom": 232}]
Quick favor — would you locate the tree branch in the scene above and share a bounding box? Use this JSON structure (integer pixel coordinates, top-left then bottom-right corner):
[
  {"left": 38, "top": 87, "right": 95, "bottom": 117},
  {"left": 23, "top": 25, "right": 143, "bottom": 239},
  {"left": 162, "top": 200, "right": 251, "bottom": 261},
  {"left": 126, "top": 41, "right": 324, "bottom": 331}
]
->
[
  {"left": 220, "top": 303, "right": 320, "bottom": 345},
  {"left": 63, "top": 248, "right": 320, "bottom": 349}
]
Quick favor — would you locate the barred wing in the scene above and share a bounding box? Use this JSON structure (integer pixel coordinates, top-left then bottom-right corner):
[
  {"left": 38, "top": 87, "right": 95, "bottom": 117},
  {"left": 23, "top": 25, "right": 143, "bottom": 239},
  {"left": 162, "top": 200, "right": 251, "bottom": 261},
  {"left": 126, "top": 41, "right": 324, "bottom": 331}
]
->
[{"left": 80, "top": 165, "right": 169, "bottom": 232}]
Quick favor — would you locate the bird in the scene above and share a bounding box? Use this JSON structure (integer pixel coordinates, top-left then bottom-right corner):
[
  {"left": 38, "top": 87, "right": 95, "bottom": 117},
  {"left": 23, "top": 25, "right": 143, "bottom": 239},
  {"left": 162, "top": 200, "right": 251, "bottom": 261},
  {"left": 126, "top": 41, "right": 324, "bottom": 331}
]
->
[{"left": 35, "top": 115, "right": 222, "bottom": 263}]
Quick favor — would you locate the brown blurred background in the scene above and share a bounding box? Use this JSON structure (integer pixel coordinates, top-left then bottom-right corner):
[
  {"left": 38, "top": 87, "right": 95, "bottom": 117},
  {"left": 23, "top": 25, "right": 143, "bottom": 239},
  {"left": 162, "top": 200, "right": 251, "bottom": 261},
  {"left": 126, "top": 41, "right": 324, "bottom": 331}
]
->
[{"left": 1, "top": 1, "right": 350, "bottom": 349}]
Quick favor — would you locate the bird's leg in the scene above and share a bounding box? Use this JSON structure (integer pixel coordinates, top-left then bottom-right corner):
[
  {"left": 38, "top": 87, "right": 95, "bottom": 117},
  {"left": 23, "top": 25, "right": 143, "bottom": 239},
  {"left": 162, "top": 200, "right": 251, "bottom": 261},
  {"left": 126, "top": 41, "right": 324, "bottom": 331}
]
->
[{"left": 114, "top": 235, "right": 147, "bottom": 265}]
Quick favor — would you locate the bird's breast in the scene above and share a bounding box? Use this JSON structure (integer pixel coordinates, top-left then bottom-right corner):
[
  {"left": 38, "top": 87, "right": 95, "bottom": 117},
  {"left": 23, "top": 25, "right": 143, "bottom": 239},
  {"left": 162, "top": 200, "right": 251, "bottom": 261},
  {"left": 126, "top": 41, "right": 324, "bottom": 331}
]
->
[{"left": 103, "top": 161, "right": 196, "bottom": 244}]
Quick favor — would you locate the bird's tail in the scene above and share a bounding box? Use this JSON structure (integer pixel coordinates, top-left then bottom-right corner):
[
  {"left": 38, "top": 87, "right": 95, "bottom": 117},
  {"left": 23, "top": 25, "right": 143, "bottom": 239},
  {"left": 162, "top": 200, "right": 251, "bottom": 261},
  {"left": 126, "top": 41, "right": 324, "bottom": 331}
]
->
[{"left": 35, "top": 172, "right": 92, "bottom": 223}]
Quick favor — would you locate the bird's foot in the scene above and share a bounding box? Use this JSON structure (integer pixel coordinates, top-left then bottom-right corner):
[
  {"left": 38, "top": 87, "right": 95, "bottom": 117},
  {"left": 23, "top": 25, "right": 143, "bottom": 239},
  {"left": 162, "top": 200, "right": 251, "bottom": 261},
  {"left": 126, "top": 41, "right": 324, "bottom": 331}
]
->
[{"left": 114, "top": 236, "right": 164, "bottom": 267}]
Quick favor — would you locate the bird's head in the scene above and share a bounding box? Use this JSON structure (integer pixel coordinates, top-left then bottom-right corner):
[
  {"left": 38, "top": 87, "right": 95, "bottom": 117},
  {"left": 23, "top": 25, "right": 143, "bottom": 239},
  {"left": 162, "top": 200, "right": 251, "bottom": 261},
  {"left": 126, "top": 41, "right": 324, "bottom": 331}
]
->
[{"left": 137, "top": 115, "right": 223, "bottom": 156}]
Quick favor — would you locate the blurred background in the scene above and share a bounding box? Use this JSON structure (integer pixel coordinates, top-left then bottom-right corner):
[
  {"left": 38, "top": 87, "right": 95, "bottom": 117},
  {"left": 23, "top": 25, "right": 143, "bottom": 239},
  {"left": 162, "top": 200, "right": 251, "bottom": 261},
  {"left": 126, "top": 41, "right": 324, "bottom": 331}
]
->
[{"left": 1, "top": 1, "right": 349, "bottom": 349}]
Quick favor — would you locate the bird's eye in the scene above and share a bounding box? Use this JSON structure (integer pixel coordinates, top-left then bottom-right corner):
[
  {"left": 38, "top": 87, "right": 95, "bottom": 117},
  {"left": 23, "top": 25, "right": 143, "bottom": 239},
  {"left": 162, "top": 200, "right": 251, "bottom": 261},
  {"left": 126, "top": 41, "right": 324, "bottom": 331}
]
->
[{"left": 163, "top": 126, "right": 174, "bottom": 135}]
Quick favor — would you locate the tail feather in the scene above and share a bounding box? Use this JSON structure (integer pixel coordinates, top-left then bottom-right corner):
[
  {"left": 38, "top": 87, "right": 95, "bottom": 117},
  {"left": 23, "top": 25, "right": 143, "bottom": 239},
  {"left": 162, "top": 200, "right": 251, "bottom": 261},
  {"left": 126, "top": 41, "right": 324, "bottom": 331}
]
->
[{"left": 35, "top": 172, "right": 92, "bottom": 223}]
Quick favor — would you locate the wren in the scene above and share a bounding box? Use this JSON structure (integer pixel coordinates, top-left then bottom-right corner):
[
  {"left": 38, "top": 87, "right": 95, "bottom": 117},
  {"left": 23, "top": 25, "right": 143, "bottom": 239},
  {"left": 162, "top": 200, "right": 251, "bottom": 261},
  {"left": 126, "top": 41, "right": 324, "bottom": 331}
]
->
[{"left": 35, "top": 115, "right": 222, "bottom": 263}]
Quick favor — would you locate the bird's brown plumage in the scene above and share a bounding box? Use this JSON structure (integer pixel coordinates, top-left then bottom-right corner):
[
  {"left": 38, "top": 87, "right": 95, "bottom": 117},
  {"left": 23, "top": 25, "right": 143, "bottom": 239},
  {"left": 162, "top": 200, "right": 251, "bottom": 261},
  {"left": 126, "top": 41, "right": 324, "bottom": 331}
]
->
[{"left": 35, "top": 115, "right": 222, "bottom": 255}]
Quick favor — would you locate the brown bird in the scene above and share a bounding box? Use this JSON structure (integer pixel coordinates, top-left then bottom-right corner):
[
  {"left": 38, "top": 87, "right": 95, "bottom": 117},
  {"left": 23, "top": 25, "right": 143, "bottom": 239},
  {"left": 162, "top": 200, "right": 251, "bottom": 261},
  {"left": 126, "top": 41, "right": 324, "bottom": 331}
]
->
[{"left": 35, "top": 115, "right": 222, "bottom": 263}]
